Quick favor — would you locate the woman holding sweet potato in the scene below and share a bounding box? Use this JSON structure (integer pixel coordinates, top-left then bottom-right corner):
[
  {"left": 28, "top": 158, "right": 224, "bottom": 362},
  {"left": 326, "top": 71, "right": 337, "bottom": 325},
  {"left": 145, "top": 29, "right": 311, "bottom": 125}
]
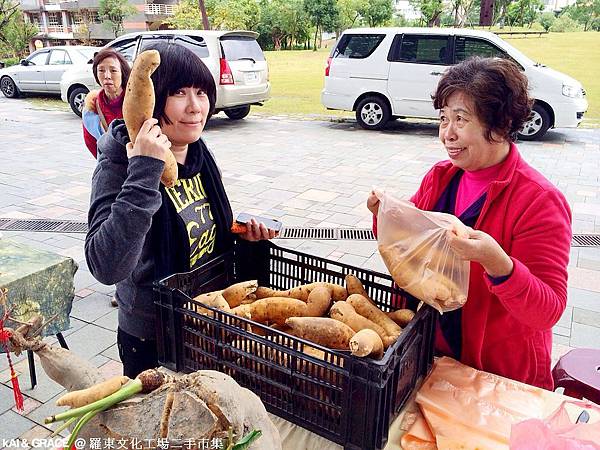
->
[
  {"left": 368, "top": 57, "right": 571, "bottom": 390},
  {"left": 85, "top": 42, "right": 276, "bottom": 378}
]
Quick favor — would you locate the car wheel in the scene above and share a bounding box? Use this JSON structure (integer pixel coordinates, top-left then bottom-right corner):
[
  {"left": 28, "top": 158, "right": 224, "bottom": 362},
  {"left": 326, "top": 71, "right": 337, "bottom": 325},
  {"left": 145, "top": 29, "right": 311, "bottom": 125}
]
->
[
  {"left": 0, "top": 76, "right": 20, "bottom": 98},
  {"left": 224, "top": 105, "right": 251, "bottom": 120},
  {"left": 68, "top": 87, "right": 89, "bottom": 117},
  {"left": 518, "top": 104, "right": 551, "bottom": 141},
  {"left": 356, "top": 96, "right": 391, "bottom": 130}
]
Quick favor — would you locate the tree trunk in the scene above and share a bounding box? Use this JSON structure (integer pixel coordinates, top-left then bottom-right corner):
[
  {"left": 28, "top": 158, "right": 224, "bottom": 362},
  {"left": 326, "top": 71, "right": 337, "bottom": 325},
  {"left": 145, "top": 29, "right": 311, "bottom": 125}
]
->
[
  {"left": 313, "top": 25, "right": 319, "bottom": 51},
  {"left": 198, "top": 0, "right": 210, "bottom": 30}
]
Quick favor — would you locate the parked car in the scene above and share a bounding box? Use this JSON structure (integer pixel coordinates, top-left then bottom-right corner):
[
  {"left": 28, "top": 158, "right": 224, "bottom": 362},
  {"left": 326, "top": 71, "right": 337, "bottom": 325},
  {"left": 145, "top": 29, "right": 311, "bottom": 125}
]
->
[
  {"left": 321, "top": 28, "right": 588, "bottom": 140},
  {"left": 61, "top": 30, "right": 271, "bottom": 118},
  {"left": 0, "top": 46, "right": 99, "bottom": 99}
]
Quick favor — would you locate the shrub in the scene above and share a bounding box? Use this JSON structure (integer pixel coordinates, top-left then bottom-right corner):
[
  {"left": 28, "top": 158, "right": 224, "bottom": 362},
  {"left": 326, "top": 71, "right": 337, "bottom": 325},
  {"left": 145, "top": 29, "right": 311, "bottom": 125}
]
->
[
  {"left": 550, "top": 14, "right": 583, "bottom": 31},
  {"left": 538, "top": 12, "right": 556, "bottom": 31}
]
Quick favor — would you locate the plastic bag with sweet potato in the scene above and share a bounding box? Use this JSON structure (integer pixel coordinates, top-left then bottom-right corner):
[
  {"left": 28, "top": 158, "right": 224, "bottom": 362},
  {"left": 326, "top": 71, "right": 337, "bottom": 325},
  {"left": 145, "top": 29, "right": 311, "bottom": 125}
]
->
[{"left": 375, "top": 192, "right": 470, "bottom": 313}]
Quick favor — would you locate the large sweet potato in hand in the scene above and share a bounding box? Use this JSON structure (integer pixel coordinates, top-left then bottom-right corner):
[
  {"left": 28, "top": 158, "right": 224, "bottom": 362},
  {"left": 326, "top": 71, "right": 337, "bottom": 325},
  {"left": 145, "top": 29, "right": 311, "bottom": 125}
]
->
[{"left": 123, "top": 49, "right": 178, "bottom": 188}]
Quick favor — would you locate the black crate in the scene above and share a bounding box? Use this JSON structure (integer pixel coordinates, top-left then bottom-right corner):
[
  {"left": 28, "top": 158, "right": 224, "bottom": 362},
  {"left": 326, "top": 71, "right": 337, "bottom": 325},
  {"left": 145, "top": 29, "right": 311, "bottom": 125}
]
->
[{"left": 154, "top": 240, "right": 436, "bottom": 450}]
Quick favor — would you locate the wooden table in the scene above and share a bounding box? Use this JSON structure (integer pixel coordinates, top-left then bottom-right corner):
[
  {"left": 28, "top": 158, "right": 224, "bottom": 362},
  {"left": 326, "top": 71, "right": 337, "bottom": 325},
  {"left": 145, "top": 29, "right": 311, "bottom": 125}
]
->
[{"left": 0, "top": 236, "right": 78, "bottom": 387}]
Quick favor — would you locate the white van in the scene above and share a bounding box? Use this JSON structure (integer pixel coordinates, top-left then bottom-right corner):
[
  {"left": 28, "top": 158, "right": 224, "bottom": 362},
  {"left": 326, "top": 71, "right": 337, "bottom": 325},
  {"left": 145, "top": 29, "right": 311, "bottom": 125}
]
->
[
  {"left": 61, "top": 30, "right": 270, "bottom": 119},
  {"left": 321, "top": 28, "right": 588, "bottom": 140}
]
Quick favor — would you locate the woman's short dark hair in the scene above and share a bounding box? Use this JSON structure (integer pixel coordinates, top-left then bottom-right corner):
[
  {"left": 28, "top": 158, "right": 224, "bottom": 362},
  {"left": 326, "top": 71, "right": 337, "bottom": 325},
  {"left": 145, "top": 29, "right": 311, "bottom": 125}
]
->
[
  {"left": 144, "top": 42, "right": 216, "bottom": 124},
  {"left": 92, "top": 48, "right": 131, "bottom": 88},
  {"left": 432, "top": 57, "right": 533, "bottom": 142}
]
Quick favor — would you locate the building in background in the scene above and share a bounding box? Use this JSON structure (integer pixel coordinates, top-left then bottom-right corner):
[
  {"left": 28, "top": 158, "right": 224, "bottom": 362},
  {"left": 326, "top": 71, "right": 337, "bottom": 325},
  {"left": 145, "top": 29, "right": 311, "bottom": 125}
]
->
[{"left": 18, "top": 0, "right": 178, "bottom": 50}]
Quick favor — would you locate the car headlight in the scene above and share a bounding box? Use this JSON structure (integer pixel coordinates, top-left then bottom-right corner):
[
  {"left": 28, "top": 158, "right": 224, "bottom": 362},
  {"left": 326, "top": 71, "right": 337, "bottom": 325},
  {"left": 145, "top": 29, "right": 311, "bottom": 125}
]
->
[{"left": 562, "top": 84, "right": 584, "bottom": 99}]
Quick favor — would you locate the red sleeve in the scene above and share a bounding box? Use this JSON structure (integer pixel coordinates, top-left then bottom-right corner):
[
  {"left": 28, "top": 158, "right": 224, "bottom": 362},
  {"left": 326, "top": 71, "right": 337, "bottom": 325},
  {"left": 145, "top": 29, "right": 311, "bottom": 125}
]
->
[
  {"left": 485, "top": 190, "right": 572, "bottom": 330},
  {"left": 83, "top": 125, "right": 98, "bottom": 159}
]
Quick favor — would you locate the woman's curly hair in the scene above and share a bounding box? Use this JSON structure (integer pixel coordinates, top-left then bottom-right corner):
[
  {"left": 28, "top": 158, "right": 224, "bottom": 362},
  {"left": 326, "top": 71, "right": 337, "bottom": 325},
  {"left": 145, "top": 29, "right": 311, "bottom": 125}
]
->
[{"left": 432, "top": 57, "right": 533, "bottom": 143}]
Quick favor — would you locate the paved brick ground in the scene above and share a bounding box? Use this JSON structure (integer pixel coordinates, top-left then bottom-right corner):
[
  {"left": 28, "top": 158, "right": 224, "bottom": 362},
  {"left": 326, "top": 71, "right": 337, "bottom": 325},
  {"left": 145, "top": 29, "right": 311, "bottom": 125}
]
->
[{"left": 1, "top": 97, "right": 599, "bottom": 446}]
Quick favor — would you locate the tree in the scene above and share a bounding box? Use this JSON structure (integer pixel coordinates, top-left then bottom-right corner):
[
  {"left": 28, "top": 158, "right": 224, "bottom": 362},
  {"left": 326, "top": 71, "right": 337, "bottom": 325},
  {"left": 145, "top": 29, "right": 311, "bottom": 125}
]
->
[
  {"left": 336, "top": 0, "right": 367, "bottom": 33},
  {"left": 447, "top": 0, "right": 478, "bottom": 26},
  {"left": 538, "top": 11, "right": 555, "bottom": 31},
  {"left": 98, "top": 0, "right": 137, "bottom": 38},
  {"left": 1, "top": 5, "right": 36, "bottom": 58},
  {"left": 506, "top": 0, "right": 544, "bottom": 27},
  {"left": 566, "top": 0, "right": 600, "bottom": 30},
  {"left": 408, "top": 0, "right": 444, "bottom": 25},
  {"left": 304, "top": 0, "right": 339, "bottom": 50},
  {"left": 210, "top": 0, "right": 260, "bottom": 30},
  {"left": 0, "top": 0, "right": 19, "bottom": 46},
  {"left": 358, "top": 0, "right": 393, "bottom": 26},
  {"left": 167, "top": 0, "right": 204, "bottom": 29}
]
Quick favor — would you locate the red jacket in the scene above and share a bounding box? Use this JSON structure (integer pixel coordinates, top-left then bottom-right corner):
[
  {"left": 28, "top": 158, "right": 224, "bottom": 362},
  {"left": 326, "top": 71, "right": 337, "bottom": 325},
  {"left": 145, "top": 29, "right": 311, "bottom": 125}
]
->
[
  {"left": 82, "top": 89, "right": 124, "bottom": 158},
  {"left": 378, "top": 144, "right": 571, "bottom": 389}
]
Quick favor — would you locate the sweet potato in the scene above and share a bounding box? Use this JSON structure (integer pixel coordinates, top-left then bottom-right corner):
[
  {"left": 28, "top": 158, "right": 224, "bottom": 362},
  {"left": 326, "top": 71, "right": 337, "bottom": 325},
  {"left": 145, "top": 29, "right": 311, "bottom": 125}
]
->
[
  {"left": 350, "top": 329, "right": 384, "bottom": 359},
  {"left": 285, "top": 317, "right": 355, "bottom": 350},
  {"left": 347, "top": 294, "right": 402, "bottom": 340},
  {"left": 221, "top": 280, "right": 258, "bottom": 308},
  {"left": 345, "top": 274, "right": 376, "bottom": 306},
  {"left": 56, "top": 375, "right": 130, "bottom": 408},
  {"left": 244, "top": 297, "right": 308, "bottom": 326},
  {"left": 123, "top": 49, "right": 178, "bottom": 188},
  {"left": 387, "top": 309, "right": 415, "bottom": 327},
  {"left": 305, "top": 286, "right": 332, "bottom": 317},
  {"left": 255, "top": 282, "right": 347, "bottom": 302},
  {"left": 329, "top": 301, "right": 389, "bottom": 346}
]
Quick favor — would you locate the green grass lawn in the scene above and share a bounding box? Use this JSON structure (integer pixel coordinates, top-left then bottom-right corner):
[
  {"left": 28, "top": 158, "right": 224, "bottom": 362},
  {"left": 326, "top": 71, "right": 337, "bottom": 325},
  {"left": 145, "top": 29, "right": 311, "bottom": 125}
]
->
[{"left": 260, "top": 32, "right": 599, "bottom": 127}]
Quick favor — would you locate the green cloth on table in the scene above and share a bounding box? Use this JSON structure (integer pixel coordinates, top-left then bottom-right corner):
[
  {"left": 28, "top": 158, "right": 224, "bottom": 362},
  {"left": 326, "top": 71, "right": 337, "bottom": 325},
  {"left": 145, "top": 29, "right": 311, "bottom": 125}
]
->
[{"left": 0, "top": 237, "right": 78, "bottom": 339}]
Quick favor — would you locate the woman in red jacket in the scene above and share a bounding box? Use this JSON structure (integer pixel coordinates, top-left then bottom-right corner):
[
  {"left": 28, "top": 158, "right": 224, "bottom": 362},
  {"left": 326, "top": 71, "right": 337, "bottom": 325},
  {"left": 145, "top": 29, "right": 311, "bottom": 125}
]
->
[
  {"left": 82, "top": 49, "right": 131, "bottom": 158},
  {"left": 368, "top": 57, "right": 571, "bottom": 390}
]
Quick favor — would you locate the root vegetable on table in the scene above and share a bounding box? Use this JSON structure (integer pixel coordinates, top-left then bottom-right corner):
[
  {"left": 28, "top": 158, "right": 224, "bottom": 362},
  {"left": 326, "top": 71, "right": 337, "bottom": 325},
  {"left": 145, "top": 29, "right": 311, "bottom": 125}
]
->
[
  {"left": 350, "top": 329, "right": 384, "bottom": 359},
  {"left": 387, "top": 309, "right": 415, "bottom": 327},
  {"left": 346, "top": 294, "right": 402, "bottom": 341},
  {"left": 6, "top": 319, "right": 282, "bottom": 449},
  {"left": 285, "top": 317, "right": 355, "bottom": 350},
  {"left": 56, "top": 375, "right": 130, "bottom": 408},
  {"left": 255, "top": 282, "right": 347, "bottom": 302},
  {"left": 221, "top": 280, "right": 258, "bottom": 308},
  {"left": 240, "top": 297, "right": 308, "bottom": 326},
  {"left": 329, "top": 301, "right": 388, "bottom": 345},
  {"left": 345, "top": 274, "right": 376, "bottom": 306}
]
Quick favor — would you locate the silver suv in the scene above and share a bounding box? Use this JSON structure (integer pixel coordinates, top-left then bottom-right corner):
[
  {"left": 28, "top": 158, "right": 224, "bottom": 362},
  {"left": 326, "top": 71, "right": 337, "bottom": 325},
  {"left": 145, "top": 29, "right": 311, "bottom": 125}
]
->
[{"left": 61, "top": 30, "right": 271, "bottom": 119}]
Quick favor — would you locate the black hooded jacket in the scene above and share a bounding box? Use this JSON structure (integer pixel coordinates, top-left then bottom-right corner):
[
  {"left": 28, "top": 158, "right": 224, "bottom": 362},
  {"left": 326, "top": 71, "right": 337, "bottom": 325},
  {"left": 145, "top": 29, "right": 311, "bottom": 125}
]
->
[{"left": 85, "top": 120, "right": 233, "bottom": 339}]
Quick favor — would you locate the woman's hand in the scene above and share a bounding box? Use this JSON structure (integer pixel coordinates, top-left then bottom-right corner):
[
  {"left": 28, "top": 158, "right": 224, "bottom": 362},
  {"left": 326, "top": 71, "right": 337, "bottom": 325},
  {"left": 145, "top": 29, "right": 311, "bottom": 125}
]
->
[
  {"left": 367, "top": 189, "right": 381, "bottom": 216},
  {"left": 238, "top": 218, "right": 278, "bottom": 242},
  {"left": 126, "top": 118, "right": 171, "bottom": 161},
  {"left": 447, "top": 227, "right": 514, "bottom": 277}
]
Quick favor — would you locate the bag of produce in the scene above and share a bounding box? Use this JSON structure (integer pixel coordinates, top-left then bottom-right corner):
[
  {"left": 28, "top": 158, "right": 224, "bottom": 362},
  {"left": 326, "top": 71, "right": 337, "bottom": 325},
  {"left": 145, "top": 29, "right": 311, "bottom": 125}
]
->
[{"left": 375, "top": 191, "right": 469, "bottom": 313}]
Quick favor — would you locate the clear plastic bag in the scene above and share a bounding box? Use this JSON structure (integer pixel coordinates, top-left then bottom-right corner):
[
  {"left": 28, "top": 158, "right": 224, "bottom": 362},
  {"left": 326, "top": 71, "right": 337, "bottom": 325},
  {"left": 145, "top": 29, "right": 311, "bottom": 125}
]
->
[
  {"left": 376, "top": 192, "right": 470, "bottom": 313},
  {"left": 510, "top": 399, "right": 600, "bottom": 450}
]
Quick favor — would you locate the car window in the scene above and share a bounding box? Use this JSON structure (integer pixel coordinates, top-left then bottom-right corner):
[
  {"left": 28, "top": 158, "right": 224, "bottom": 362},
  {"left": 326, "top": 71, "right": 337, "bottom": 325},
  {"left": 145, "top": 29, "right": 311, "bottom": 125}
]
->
[
  {"left": 109, "top": 38, "right": 138, "bottom": 62},
  {"left": 333, "top": 34, "right": 385, "bottom": 59},
  {"left": 76, "top": 48, "right": 97, "bottom": 62},
  {"left": 220, "top": 36, "right": 265, "bottom": 61},
  {"left": 455, "top": 37, "right": 506, "bottom": 63},
  {"left": 27, "top": 51, "right": 49, "bottom": 66},
  {"left": 139, "top": 35, "right": 172, "bottom": 52},
  {"left": 49, "top": 50, "right": 71, "bottom": 65},
  {"left": 173, "top": 35, "right": 209, "bottom": 58},
  {"left": 396, "top": 35, "right": 449, "bottom": 64}
]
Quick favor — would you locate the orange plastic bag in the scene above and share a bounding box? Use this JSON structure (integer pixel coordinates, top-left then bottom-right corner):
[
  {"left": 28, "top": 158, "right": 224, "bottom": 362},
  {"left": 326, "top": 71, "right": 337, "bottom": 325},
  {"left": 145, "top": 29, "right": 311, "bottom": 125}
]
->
[
  {"left": 510, "top": 399, "right": 600, "bottom": 449},
  {"left": 375, "top": 192, "right": 469, "bottom": 313}
]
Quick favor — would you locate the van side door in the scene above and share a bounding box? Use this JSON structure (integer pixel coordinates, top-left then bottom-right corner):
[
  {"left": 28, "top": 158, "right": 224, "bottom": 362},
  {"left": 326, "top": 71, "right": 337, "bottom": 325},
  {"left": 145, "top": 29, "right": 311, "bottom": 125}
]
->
[{"left": 387, "top": 34, "right": 451, "bottom": 118}]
